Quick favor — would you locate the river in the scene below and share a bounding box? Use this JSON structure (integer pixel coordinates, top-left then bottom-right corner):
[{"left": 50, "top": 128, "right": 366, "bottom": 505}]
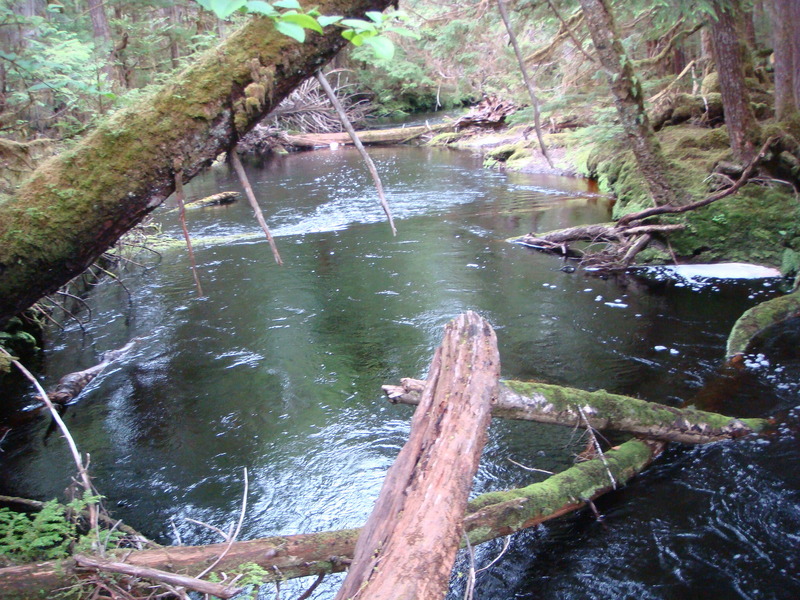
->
[{"left": 1, "top": 146, "right": 799, "bottom": 599}]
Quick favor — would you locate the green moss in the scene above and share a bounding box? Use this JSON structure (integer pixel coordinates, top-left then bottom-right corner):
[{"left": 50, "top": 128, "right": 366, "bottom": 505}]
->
[
  {"left": 726, "top": 291, "right": 800, "bottom": 356},
  {"left": 428, "top": 131, "right": 465, "bottom": 145}
]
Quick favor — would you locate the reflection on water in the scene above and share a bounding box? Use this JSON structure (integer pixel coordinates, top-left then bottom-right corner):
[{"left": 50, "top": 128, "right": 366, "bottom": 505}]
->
[{"left": 1, "top": 147, "right": 799, "bottom": 598}]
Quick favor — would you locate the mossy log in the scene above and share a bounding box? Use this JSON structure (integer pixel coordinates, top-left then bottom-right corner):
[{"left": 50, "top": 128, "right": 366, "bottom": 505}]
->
[
  {"left": 335, "top": 312, "right": 499, "bottom": 600},
  {"left": 726, "top": 290, "right": 800, "bottom": 357},
  {"left": 283, "top": 122, "right": 450, "bottom": 149},
  {"left": 0, "top": 0, "right": 392, "bottom": 325},
  {"left": 0, "top": 442, "right": 660, "bottom": 599},
  {"left": 383, "top": 378, "right": 766, "bottom": 443}
]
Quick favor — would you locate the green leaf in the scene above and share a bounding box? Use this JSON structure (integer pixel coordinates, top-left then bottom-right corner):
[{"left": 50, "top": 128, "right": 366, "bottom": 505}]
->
[
  {"left": 341, "top": 30, "right": 364, "bottom": 46},
  {"left": 279, "top": 13, "right": 323, "bottom": 34},
  {"left": 246, "top": 1, "right": 277, "bottom": 15},
  {"left": 340, "top": 18, "right": 376, "bottom": 32},
  {"left": 363, "top": 35, "right": 394, "bottom": 60},
  {"left": 365, "top": 11, "right": 384, "bottom": 23},
  {"left": 207, "top": 0, "right": 246, "bottom": 19},
  {"left": 317, "top": 14, "right": 343, "bottom": 27},
  {"left": 275, "top": 20, "right": 305, "bottom": 42},
  {"left": 274, "top": 0, "right": 301, "bottom": 8}
]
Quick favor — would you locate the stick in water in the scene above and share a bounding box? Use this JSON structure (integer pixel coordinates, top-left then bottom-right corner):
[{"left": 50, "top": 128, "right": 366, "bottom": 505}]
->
[
  {"left": 315, "top": 70, "right": 397, "bottom": 236},
  {"left": 229, "top": 151, "right": 283, "bottom": 265}
]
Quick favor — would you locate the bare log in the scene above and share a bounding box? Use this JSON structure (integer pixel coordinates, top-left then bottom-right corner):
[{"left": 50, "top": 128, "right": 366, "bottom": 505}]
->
[
  {"left": 335, "top": 311, "right": 500, "bottom": 600},
  {"left": 383, "top": 378, "right": 766, "bottom": 444},
  {"left": 186, "top": 191, "right": 240, "bottom": 207},
  {"left": 283, "top": 122, "right": 450, "bottom": 149}
]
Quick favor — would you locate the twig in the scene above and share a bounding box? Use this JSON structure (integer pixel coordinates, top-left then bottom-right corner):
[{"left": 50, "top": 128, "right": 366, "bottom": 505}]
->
[
  {"left": 295, "top": 572, "right": 325, "bottom": 600},
  {"left": 462, "top": 532, "right": 477, "bottom": 600},
  {"left": 184, "top": 517, "right": 231, "bottom": 541},
  {"left": 576, "top": 405, "right": 616, "bottom": 489},
  {"left": 229, "top": 151, "right": 284, "bottom": 265},
  {"left": 196, "top": 467, "right": 249, "bottom": 580},
  {"left": 174, "top": 166, "right": 204, "bottom": 297},
  {"left": 315, "top": 70, "right": 397, "bottom": 236},
  {"left": 506, "top": 457, "right": 554, "bottom": 475},
  {"left": 74, "top": 555, "right": 243, "bottom": 599},
  {"left": 475, "top": 535, "right": 512, "bottom": 574},
  {"left": 544, "top": 0, "right": 596, "bottom": 63}
]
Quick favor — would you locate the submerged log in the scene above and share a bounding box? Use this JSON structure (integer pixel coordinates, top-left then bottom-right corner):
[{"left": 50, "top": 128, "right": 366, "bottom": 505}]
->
[
  {"left": 383, "top": 378, "right": 766, "bottom": 443},
  {"left": 335, "top": 311, "right": 500, "bottom": 600},
  {"left": 283, "top": 122, "right": 450, "bottom": 149},
  {"left": 186, "top": 191, "right": 240, "bottom": 207}
]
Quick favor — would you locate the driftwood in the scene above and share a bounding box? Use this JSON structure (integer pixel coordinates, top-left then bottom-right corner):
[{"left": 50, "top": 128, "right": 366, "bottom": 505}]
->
[
  {"left": 186, "top": 191, "right": 240, "bottom": 207},
  {"left": 335, "top": 311, "right": 500, "bottom": 600},
  {"left": 383, "top": 378, "right": 766, "bottom": 444},
  {"left": 283, "top": 122, "right": 450, "bottom": 149},
  {"left": 454, "top": 96, "right": 520, "bottom": 130},
  {"left": 45, "top": 339, "right": 136, "bottom": 405}
]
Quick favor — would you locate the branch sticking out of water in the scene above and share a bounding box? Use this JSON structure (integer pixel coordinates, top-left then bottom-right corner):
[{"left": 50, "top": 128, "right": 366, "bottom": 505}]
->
[{"left": 315, "top": 70, "right": 397, "bottom": 236}]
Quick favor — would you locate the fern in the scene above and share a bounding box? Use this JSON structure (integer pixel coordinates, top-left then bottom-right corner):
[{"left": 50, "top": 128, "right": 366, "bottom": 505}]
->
[{"left": 0, "top": 500, "right": 75, "bottom": 562}]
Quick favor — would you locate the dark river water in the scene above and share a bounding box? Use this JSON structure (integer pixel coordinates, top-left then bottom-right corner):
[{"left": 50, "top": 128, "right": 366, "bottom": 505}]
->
[{"left": 2, "top": 146, "right": 800, "bottom": 599}]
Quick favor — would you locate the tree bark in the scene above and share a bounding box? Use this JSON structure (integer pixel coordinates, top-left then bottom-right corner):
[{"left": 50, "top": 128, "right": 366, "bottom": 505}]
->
[
  {"left": 335, "top": 311, "right": 500, "bottom": 600},
  {"left": 767, "top": 0, "right": 799, "bottom": 119},
  {"left": 0, "top": 0, "right": 392, "bottom": 326},
  {"left": 384, "top": 378, "right": 766, "bottom": 444},
  {"left": 578, "top": 0, "right": 684, "bottom": 207},
  {"left": 710, "top": 0, "right": 761, "bottom": 163}
]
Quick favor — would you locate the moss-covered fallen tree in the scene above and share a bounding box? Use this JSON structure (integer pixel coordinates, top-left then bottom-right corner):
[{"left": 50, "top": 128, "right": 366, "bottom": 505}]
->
[
  {"left": 0, "top": 440, "right": 662, "bottom": 599},
  {"left": 384, "top": 378, "right": 767, "bottom": 443},
  {"left": 0, "top": 0, "right": 392, "bottom": 326}
]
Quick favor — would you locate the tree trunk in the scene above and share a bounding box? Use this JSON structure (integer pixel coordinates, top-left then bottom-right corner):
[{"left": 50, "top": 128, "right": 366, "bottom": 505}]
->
[
  {"left": 578, "top": 0, "right": 684, "bottom": 207},
  {"left": 710, "top": 0, "right": 761, "bottom": 163},
  {"left": 384, "top": 378, "right": 766, "bottom": 444},
  {"left": 335, "top": 312, "right": 500, "bottom": 600},
  {"left": 726, "top": 290, "right": 800, "bottom": 357},
  {"left": 767, "top": 0, "right": 799, "bottom": 119},
  {"left": 0, "top": 0, "right": 393, "bottom": 326}
]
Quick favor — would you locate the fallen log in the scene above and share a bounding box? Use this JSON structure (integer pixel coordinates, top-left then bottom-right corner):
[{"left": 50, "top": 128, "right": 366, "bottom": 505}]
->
[
  {"left": 383, "top": 378, "right": 766, "bottom": 443},
  {"left": 335, "top": 311, "right": 500, "bottom": 600},
  {"left": 46, "top": 339, "right": 136, "bottom": 404},
  {"left": 0, "top": 443, "right": 661, "bottom": 599},
  {"left": 283, "top": 122, "right": 450, "bottom": 149},
  {"left": 186, "top": 191, "right": 240, "bottom": 207}
]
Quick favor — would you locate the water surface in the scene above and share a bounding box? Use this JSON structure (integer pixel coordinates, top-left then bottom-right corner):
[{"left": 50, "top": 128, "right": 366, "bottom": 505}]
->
[{"left": 1, "top": 146, "right": 798, "bottom": 599}]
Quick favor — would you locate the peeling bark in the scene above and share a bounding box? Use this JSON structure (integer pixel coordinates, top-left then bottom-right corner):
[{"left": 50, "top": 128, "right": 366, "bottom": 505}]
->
[
  {"left": 0, "top": 0, "right": 392, "bottom": 325},
  {"left": 335, "top": 311, "right": 500, "bottom": 600}
]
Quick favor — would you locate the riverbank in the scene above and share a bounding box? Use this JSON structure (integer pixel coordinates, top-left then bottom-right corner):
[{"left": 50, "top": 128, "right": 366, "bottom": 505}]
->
[{"left": 433, "top": 120, "right": 800, "bottom": 273}]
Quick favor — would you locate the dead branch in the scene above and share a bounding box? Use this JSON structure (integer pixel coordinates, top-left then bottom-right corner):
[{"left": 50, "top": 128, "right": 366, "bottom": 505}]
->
[{"left": 74, "top": 555, "right": 243, "bottom": 599}]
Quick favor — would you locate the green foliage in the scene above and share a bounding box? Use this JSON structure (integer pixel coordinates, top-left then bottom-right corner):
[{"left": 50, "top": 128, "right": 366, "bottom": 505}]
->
[
  {"left": 0, "top": 493, "right": 103, "bottom": 564},
  {"left": 210, "top": 562, "right": 270, "bottom": 599},
  {"left": 193, "top": 1, "right": 415, "bottom": 59},
  {"left": 0, "top": 500, "right": 75, "bottom": 562}
]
